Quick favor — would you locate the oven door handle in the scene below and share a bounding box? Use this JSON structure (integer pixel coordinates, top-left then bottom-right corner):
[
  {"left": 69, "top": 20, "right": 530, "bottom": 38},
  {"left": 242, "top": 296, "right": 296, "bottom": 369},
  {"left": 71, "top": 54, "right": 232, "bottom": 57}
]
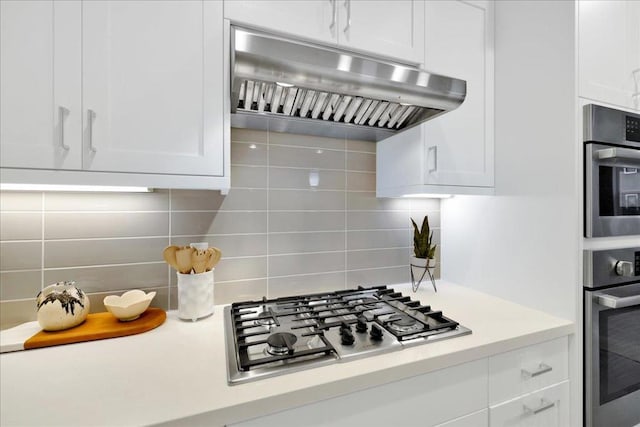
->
[
  {"left": 596, "top": 293, "right": 640, "bottom": 309},
  {"left": 595, "top": 147, "right": 640, "bottom": 163}
]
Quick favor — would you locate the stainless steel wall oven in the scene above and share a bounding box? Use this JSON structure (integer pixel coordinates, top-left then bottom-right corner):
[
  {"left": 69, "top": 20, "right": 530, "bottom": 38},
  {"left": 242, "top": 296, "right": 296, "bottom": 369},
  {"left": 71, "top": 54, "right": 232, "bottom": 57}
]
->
[
  {"left": 584, "top": 248, "right": 640, "bottom": 427},
  {"left": 584, "top": 104, "right": 640, "bottom": 237}
]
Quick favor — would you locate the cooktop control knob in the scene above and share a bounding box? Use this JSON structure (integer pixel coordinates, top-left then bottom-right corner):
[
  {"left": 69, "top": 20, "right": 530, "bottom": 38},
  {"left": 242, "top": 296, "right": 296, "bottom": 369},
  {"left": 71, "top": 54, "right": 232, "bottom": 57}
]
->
[
  {"left": 356, "top": 316, "right": 368, "bottom": 333},
  {"left": 615, "top": 260, "right": 634, "bottom": 277},
  {"left": 341, "top": 329, "right": 355, "bottom": 345},
  {"left": 370, "top": 324, "right": 383, "bottom": 341},
  {"left": 340, "top": 321, "right": 351, "bottom": 335}
]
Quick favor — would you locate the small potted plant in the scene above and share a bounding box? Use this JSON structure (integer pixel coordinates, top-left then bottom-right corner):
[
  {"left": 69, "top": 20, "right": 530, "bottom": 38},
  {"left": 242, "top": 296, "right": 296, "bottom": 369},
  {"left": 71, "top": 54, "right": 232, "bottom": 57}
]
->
[{"left": 411, "top": 216, "right": 437, "bottom": 268}]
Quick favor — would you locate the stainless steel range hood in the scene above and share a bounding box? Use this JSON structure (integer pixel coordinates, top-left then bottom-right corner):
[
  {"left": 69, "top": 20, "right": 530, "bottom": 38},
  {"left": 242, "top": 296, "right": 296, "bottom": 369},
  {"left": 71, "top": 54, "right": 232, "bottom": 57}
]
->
[{"left": 230, "top": 27, "right": 466, "bottom": 142}]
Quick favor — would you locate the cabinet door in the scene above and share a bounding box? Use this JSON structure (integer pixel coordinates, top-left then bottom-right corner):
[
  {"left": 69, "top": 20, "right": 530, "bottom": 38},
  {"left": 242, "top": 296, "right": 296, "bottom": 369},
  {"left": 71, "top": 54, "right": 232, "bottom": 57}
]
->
[
  {"left": 579, "top": 0, "right": 640, "bottom": 110},
  {"left": 82, "top": 0, "right": 224, "bottom": 176},
  {"left": 489, "top": 381, "right": 570, "bottom": 427},
  {"left": 338, "top": 0, "right": 424, "bottom": 64},
  {"left": 223, "top": 0, "right": 337, "bottom": 45},
  {"left": 422, "top": 0, "right": 494, "bottom": 187},
  {"left": 0, "top": 1, "right": 81, "bottom": 170},
  {"left": 435, "top": 409, "right": 488, "bottom": 427}
]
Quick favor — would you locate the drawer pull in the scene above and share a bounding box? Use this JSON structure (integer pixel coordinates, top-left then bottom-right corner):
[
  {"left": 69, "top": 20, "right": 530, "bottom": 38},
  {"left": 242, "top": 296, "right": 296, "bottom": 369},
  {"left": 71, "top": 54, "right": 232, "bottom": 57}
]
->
[
  {"left": 521, "top": 363, "right": 552, "bottom": 378},
  {"left": 523, "top": 398, "right": 555, "bottom": 415}
]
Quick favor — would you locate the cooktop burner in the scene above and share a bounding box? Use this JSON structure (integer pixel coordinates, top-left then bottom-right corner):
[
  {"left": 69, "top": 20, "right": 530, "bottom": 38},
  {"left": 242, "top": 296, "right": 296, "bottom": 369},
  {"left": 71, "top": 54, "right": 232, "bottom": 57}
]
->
[{"left": 224, "top": 285, "right": 471, "bottom": 384}]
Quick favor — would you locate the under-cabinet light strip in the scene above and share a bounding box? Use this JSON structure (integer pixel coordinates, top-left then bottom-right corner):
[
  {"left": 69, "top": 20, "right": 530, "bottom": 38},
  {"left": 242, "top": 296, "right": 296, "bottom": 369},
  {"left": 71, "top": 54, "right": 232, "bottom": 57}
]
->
[
  {"left": 401, "top": 193, "right": 453, "bottom": 199},
  {"left": 0, "top": 184, "right": 152, "bottom": 193}
]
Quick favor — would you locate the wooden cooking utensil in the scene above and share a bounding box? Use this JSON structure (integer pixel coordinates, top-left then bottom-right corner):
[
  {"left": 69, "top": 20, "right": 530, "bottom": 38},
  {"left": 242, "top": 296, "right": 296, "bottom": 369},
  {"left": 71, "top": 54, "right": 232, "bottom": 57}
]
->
[
  {"left": 162, "top": 245, "right": 180, "bottom": 271},
  {"left": 175, "top": 246, "right": 195, "bottom": 274},
  {"left": 191, "top": 249, "right": 209, "bottom": 274},
  {"left": 205, "top": 247, "right": 222, "bottom": 271}
]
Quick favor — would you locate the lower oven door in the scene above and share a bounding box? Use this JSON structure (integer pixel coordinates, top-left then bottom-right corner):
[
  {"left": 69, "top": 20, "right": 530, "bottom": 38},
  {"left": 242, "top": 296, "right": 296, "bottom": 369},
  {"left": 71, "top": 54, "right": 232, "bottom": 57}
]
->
[{"left": 585, "top": 282, "right": 640, "bottom": 427}]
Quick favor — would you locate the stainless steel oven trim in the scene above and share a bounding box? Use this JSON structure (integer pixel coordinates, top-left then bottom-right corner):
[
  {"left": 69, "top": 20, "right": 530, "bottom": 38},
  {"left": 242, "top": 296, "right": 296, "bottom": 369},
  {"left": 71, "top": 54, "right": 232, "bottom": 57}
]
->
[{"left": 585, "top": 283, "right": 640, "bottom": 427}]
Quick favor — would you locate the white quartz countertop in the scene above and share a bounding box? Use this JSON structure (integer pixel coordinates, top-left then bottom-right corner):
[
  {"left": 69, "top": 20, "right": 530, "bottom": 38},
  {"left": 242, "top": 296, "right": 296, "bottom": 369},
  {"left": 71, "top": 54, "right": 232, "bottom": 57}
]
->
[{"left": 0, "top": 281, "right": 574, "bottom": 427}]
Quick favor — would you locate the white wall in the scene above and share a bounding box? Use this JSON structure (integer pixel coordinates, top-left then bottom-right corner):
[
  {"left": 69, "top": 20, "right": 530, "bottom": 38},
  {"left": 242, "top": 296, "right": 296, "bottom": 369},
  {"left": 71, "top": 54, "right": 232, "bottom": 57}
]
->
[{"left": 441, "top": 0, "right": 579, "bottom": 322}]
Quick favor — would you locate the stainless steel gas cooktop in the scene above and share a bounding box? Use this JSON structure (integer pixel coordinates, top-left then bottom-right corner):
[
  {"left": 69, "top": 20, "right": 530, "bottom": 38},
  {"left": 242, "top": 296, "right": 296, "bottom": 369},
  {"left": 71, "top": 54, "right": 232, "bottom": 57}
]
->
[{"left": 224, "top": 285, "right": 471, "bottom": 384}]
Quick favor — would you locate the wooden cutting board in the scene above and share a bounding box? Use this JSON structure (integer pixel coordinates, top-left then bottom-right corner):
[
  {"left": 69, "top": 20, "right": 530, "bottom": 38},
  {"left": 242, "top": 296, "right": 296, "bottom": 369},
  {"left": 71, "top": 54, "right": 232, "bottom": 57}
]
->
[{"left": 0, "top": 308, "right": 166, "bottom": 353}]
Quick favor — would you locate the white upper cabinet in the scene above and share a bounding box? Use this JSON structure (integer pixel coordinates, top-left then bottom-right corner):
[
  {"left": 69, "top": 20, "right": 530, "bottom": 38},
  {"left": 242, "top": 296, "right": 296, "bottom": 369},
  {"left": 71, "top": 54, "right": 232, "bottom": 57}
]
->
[
  {"left": 223, "top": 1, "right": 338, "bottom": 45},
  {"left": 338, "top": 0, "right": 425, "bottom": 64},
  {"left": 1, "top": 0, "right": 229, "bottom": 190},
  {"left": 579, "top": 0, "right": 640, "bottom": 111},
  {"left": 82, "top": 1, "right": 224, "bottom": 176},
  {"left": 223, "top": 0, "right": 424, "bottom": 64},
  {"left": 0, "top": 1, "right": 81, "bottom": 170},
  {"left": 377, "top": 0, "right": 494, "bottom": 197}
]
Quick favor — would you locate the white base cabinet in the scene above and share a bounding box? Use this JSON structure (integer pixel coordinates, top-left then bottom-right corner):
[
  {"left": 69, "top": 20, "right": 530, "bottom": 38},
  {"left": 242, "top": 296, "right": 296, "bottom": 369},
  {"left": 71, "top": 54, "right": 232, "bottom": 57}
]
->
[
  {"left": 230, "top": 337, "right": 570, "bottom": 427},
  {"left": 376, "top": 0, "right": 494, "bottom": 197},
  {"left": 0, "top": 0, "right": 230, "bottom": 191}
]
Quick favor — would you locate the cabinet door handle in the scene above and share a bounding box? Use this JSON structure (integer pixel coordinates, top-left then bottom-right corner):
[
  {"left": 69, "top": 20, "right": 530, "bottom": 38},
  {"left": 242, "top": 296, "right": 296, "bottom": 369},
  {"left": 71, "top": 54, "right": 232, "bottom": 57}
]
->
[
  {"left": 58, "top": 106, "right": 70, "bottom": 151},
  {"left": 427, "top": 146, "right": 438, "bottom": 173},
  {"left": 329, "top": 0, "right": 336, "bottom": 30},
  {"left": 523, "top": 398, "right": 555, "bottom": 415},
  {"left": 87, "top": 109, "right": 97, "bottom": 153},
  {"left": 521, "top": 363, "right": 552, "bottom": 378},
  {"left": 343, "top": 0, "right": 351, "bottom": 33}
]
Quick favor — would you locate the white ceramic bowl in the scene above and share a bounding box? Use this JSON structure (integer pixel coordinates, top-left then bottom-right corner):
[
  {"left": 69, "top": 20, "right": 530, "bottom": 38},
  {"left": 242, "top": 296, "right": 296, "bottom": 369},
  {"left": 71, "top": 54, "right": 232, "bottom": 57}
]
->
[{"left": 103, "top": 290, "right": 156, "bottom": 321}]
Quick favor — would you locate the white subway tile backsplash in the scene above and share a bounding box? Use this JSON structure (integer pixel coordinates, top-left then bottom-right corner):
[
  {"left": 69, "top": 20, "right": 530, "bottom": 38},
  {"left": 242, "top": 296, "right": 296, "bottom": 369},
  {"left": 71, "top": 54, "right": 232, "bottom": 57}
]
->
[
  {"left": 0, "top": 129, "right": 441, "bottom": 329},
  {"left": 44, "top": 212, "right": 168, "bottom": 239},
  {"left": 269, "top": 271, "right": 346, "bottom": 298},
  {"left": 44, "top": 190, "right": 169, "bottom": 211},
  {"left": 269, "top": 232, "right": 345, "bottom": 254},
  {"left": 0, "top": 191, "right": 42, "bottom": 211},
  {"left": 347, "top": 229, "right": 412, "bottom": 250},
  {"left": 269, "top": 189, "right": 345, "bottom": 211},
  {"left": 347, "top": 211, "right": 410, "bottom": 230},
  {"left": 231, "top": 141, "right": 268, "bottom": 166},
  {"left": 269, "top": 168, "right": 345, "bottom": 190},
  {"left": 346, "top": 139, "right": 376, "bottom": 153},
  {"left": 269, "top": 252, "right": 345, "bottom": 277},
  {"left": 171, "top": 211, "right": 267, "bottom": 235},
  {"left": 347, "top": 248, "right": 411, "bottom": 270},
  {"left": 346, "top": 191, "right": 412, "bottom": 211},
  {"left": 231, "top": 166, "right": 268, "bottom": 189},
  {"left": 0, "top": 241, "right": 42, "bottom": 270},
  {"left": 44, "top": 237, "right": 168, "bottom": 268},
  {"left": 171, "top": 234, "right": 267, "bottom": 258},
  {"left": 269, "top": 212, "right": 345, "bottom": 233},
  {"left": 346, "top": 151, "right": 376, "bottom": 172},
  {"left": 346, "top": 172, "right": 376, "bottom": 191},
  {"left": 0, "top": 212, "right": 42, "bottom": 240},
  {"left": 269, "top": 131, "right": 345, "bottom": 150},
  {"left": 43, "top": 263, "right": 167, "bottom": 294},
  {"left": 269, "top": 145, "right": 345, "bottom": 170},
  {"left": 0, "top": 270, "right": 41, "bottom": 300}
]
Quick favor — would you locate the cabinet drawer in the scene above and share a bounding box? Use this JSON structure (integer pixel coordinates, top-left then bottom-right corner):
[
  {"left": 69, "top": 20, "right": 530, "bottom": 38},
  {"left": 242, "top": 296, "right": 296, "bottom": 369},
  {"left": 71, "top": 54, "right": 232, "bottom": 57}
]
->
[
  {"left": 435, "top": 409, "right": 488, "bottom": 427},
  {"left": 231, "top": 359, "right": 488, "bottom": 427},
  {"left": 489, "top": 380, "right": 570, "bottom": 427},
  {"left": 488, "top": 337, "right": 568, "bottom": 405}
]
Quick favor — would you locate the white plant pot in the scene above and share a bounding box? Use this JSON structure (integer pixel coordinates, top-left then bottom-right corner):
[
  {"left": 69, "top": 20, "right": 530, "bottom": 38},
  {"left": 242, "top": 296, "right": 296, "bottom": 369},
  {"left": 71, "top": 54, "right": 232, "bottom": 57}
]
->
[{"left": 410, "top": 256, "right": 436, "bottom": 268}]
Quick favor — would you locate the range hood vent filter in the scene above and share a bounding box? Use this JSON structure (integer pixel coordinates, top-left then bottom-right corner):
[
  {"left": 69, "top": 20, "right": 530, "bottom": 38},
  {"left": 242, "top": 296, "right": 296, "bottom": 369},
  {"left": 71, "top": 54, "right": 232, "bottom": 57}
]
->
[
  {"left": 237, "top": 79, "right": 425, "bottom": 130},
  {"left": 230, "top": 27, "right": 466, "bottom": 142}
]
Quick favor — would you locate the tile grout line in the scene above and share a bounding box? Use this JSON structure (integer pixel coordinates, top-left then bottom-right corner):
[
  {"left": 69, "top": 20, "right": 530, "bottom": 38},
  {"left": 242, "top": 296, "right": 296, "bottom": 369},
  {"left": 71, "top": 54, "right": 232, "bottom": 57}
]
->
[
  {"left": 40, "top": 192, "right": 45, "bottom": 290},
  {"left": 344, "top": 136, "right": 348, "bottom": 290},
  {"left": 266, "top": 126, "right": 270, "bottom": 297},
  {"left": 167, "top": 189, "right": 172, "bottom": 309}
]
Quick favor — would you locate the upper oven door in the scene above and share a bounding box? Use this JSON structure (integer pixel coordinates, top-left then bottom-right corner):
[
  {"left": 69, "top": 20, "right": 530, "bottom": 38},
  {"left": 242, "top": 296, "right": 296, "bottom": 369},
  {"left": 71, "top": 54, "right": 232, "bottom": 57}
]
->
[
  {"left": 584, "top": 105, "right": 640, "bottom": 237},
  {"left": 585, "top": 282, "right": 640, "bottom": 427},
  {"left": 585, "top": 143, "right": 640, "bottom": 237}
]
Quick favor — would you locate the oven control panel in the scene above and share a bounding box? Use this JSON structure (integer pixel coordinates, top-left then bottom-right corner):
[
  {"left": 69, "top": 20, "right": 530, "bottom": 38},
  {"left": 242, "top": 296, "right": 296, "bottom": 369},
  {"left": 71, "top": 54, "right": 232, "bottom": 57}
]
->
[{"left": 627, "top": 115, "right": 640, "bottom": 142}]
